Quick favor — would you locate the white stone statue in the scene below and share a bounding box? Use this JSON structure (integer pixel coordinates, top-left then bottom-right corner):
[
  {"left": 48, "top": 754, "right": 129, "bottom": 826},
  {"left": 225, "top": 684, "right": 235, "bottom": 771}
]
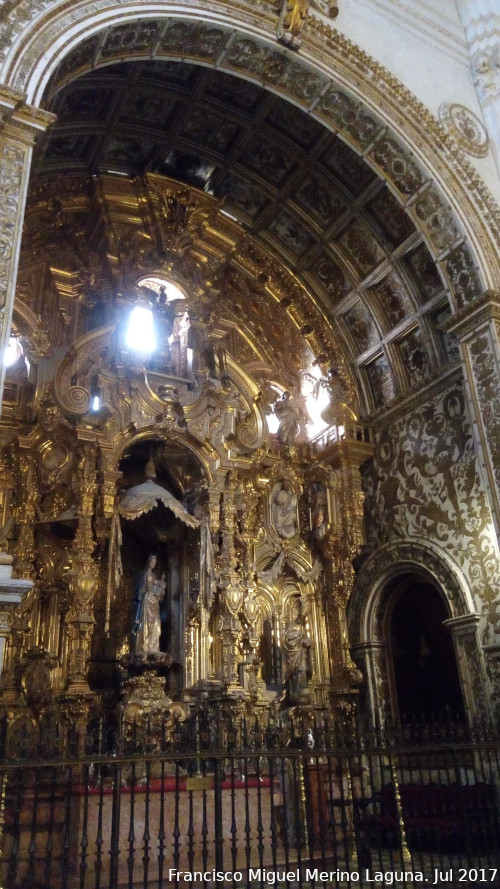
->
[
  {"left": 274, "top": 391, "right": 300, "bottom": 446},
  {"left": 272, "top": 483, "right": 298, "bottom": 539}
]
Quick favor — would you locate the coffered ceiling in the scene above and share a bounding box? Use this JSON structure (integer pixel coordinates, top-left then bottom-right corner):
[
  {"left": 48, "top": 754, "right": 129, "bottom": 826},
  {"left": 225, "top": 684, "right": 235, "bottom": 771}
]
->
[{"left": 24, "top": 45, "right": 459, "bottom": 415}]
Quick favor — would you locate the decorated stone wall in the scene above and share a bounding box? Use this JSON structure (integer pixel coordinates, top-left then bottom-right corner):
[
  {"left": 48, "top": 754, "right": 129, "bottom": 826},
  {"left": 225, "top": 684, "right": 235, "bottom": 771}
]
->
[
  {"left": 361, "top": 376, "right": 500, "bottom": 644},
  {"left": 348, "top": 374, "right": 500, "bottom": 722}
]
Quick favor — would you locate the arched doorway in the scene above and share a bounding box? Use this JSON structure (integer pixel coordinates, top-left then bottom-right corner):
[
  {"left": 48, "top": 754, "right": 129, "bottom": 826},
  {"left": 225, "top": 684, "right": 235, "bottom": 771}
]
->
[{"left": 386, "top": 573, "right": 465, "bottom": 722}]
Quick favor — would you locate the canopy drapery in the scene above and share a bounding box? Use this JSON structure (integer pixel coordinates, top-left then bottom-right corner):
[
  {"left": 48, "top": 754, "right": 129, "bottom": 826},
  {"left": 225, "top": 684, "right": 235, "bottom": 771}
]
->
[
  {"left": 117, "top": 479, "right": 200, "bottom": 527},
  {"left": 105, "top": 480, "right": 200, "bottom": 634}
]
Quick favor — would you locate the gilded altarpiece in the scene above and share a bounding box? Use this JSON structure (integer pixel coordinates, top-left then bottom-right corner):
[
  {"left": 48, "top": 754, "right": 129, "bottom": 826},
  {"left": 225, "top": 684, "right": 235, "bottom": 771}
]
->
[{"left": 0, "top": 174, "right": 367, "bottom": 743}]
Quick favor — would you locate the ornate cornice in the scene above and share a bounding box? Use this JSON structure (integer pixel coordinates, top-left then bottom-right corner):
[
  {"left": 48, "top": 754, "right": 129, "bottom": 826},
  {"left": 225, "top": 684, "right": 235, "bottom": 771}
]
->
[
  {"left": 445, "top": 290, "right": 500, "bottom": 340},
  {"left": 370, "top": 364, "right": 463, "bottom": 428}
]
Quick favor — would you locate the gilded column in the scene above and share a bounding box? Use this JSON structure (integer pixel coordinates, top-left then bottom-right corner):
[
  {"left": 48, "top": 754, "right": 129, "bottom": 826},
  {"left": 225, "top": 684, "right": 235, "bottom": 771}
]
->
[
  {"left": 219, "top": 472, "right": 244, "bottom": 693},
  {"left": 447, "top": 292, "right": 500, "bottom": 538},
  {"left": 65, "top": 442, "right": 98, "bottom": 702},
  {"left": 0, "top": 87, "right": 55, "bottom": 410},
  {"left": 0, "top": 449, "right": 37, "bottom": 704},
  {"left": 13, "top": 450, "right": 37, "bottom": 581},
  {"left": 317, "top": 438, "right": 373, "bottom": 712}
]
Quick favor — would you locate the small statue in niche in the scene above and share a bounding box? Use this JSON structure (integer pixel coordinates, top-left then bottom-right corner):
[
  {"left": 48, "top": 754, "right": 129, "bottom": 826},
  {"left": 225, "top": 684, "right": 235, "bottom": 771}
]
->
[
  {"left": 132, "top": 554, "right": 167, "bottom": 655},
  {"left": 271, "top": 482, "right": 298, "bottom": 540},
  {"left": 274, "top": 391, "right": 300, "bottom": 446},
  {"left": 282, "top": 600, "right": 312, "bottom": 704},
  {"left": 309, "top": 481, "right": 329, "bottom": 542}
]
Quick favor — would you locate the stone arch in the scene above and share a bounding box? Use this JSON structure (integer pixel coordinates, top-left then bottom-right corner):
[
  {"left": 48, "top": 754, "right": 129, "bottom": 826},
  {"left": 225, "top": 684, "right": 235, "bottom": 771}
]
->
[
  {"left": 1, "top": 1, "right": 499, "bottom": 309},
  {"left": 348, "top": 541, "right": 478, "bottom": 723},
  {"left": 109, "top": 425, "right": 219, "bottom": 489},
  {"left": 348, "top": 540, "right": 472, "bottom": 647},
  {"left": 381, "top": 574, "right": 466, "bottom": 721}
]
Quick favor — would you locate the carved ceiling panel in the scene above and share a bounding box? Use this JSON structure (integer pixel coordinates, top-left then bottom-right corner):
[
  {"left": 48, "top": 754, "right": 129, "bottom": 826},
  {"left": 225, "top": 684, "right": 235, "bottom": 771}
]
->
[{"left": 22, "top": 21, "right": 465, "bottom": 414}]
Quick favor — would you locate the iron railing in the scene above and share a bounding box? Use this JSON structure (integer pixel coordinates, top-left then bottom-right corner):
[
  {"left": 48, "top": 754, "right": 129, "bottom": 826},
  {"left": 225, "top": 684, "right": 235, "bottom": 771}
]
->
[{"left": 1, "top": 715, "right": 500, "bottom": 889}]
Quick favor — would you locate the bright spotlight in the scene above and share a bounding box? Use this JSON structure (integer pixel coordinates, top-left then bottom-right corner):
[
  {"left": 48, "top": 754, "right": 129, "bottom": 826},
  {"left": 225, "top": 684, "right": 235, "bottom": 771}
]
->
[
  {"left": 4, "top": 336, "right": 21, "bottom": 368},
  {"left": 266, "top": 412, "right": 280, "bottom": 434},
  {"left": 125, "top": 305, "right": 156, "bottom": 356}
]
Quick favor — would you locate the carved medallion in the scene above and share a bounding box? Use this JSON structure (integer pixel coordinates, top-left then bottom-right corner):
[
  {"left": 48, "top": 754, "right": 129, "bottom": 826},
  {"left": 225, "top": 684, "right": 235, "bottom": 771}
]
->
[
  {"left": 40, "top": 440, "right": 70, "bottom": 473},
  {"left": 438, "top": 103, "right": 489, "bottom": 158}
]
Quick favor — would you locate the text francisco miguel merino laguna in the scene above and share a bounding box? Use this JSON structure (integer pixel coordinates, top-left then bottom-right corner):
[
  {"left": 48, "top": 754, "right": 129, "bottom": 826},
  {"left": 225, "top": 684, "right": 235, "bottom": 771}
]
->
[{"left": 167, "top": 870, "right": 430, "bottom": 884}]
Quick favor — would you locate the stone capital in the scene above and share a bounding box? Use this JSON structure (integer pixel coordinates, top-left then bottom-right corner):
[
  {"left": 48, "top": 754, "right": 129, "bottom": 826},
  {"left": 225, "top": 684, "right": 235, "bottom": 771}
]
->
[
  {"left": 443, "top": 613, "right": 481, "bottom": 637},
  {"left": 444, "top": 291, "right": 500, "bottom": 341},
  {"left": 0, "top": 84, "right": 55, "bottom": 145}
]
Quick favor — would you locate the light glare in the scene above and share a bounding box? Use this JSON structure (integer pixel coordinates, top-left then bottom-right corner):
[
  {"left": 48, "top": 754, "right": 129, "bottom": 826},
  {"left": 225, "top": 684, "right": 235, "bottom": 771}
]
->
[
  {"left": 266, "top": 412, "right": 280, "bottom": 434},
  {"left": 125, "top": 306, "right": 156, "bottom": 355},
  {"left": 4, "top": 336, "right": 21, "bottom": 368}
]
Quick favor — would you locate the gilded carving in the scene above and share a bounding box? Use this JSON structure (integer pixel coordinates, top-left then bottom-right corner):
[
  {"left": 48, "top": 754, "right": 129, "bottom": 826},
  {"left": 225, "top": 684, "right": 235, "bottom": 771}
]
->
[
  {"left": 278, "top": 0, "right": 309, "bottom": 48},
  {"left": 0, "top": 4, "right": 498, "bottom": 734}
]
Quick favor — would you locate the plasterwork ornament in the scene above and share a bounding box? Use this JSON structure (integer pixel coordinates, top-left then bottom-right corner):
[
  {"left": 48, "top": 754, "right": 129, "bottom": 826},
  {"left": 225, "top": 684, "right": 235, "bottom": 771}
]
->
[
  {"left": 467, "top": 330, "right": 500, "bottom": 498},
  {"left": 483, "top": 644, "right": 500, "bottom": 720},
  {"left": 0, "top": 141, "right": 24, "bottom": 314},
  {"left": 471, "top": 45, "right": 500, "bottom": 105},
  {"left": 360, "top": 382, "right": 500, "bottom": 642},
  {"left": 438, "top": 103, "right": 489, "bottom": 158},
  {"left": 443, "top": 614, "right": 491, "bottom": 722},
  {"left": 350, "top": 542, "right": 468, "bottom": 650}
]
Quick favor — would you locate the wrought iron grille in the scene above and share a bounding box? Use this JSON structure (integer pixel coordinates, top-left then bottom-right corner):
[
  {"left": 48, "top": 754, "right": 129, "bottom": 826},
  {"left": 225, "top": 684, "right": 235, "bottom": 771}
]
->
[{"left": 1, "top": 715, "right": 500, "bottom": 889}]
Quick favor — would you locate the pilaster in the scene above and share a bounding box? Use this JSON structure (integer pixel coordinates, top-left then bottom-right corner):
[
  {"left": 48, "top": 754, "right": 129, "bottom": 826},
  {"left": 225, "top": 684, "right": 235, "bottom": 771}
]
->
[
  {"left": 443, "top": 613, "right": 491, "bottom": 723},
  {"left": 446, "top": 291, "right": 500, "bottom": 538},
  {"left": 0, "top": 84, "right": 55, "bottom": 412},
  {"left": 457, "top": 0, "right": 500, "bottom": 176},
  {"left": 350, "top": 641, "right": 388, "bottom": 728}
]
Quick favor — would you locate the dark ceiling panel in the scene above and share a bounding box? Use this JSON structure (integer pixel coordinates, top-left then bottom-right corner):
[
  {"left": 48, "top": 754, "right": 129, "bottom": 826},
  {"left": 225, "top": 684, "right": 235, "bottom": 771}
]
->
[{"left": 31, "top": 54, "right": 453, "bottom": 403}]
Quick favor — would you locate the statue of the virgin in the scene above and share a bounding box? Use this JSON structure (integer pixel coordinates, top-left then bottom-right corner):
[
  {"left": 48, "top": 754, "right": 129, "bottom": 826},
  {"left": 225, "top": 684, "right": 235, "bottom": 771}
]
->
[{"left": 132, "top": 554, "right": 166, "bottom": 655}]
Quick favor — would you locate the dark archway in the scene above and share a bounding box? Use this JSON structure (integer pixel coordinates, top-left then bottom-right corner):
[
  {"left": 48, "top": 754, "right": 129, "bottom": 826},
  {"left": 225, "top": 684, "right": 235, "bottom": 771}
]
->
[{"left": 387, "top": 574, "right": 465, "bottom": 722}]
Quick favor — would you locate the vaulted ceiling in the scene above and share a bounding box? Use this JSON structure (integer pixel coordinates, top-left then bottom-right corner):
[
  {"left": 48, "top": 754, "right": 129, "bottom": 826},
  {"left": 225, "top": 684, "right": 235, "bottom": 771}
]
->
[{"left": 21, "top": 25, "right": 461, "bottom": 417}]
